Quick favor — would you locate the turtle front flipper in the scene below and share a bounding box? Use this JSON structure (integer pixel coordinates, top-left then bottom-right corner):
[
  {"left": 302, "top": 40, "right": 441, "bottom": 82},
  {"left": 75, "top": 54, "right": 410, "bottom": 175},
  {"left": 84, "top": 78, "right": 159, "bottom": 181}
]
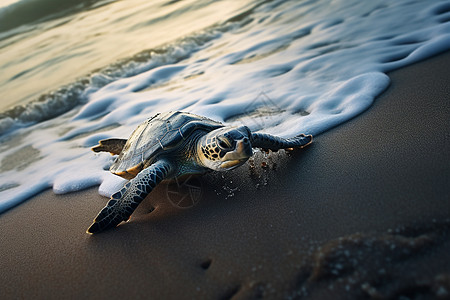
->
[
  {"left": 251, "top": 133, "right": 313, "bottom": 151},
  {"left": 87, "top": 160, "right": 173, "bottom": 234},
  {"left": 92, "top": 138, "right": 127, "bottom": 155}
]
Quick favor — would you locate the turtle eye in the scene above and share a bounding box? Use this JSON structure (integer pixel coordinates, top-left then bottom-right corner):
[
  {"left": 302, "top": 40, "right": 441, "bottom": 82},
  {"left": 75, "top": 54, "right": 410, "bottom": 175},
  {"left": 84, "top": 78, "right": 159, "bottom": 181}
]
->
[{"left": 217, "top": 137, "right": 232, "bottom": 149}]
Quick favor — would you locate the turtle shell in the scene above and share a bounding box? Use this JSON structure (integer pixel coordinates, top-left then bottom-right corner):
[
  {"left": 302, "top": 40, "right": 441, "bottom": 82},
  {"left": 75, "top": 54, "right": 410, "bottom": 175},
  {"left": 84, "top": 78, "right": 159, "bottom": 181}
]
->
[{"left": 110, "top": 111, "right": 223, "bottom": 179}]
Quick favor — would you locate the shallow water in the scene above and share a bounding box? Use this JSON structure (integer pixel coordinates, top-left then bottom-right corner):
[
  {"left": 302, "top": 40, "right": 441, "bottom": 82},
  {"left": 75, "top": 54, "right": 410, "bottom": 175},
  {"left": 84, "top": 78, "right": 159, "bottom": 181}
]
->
[{"left": 0, "top": 0, "right": 450, "bottom": 212}]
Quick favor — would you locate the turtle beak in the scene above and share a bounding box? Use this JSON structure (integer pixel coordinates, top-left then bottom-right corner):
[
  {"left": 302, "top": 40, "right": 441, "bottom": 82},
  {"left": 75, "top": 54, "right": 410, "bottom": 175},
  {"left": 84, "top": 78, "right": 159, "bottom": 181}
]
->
[{"left": 220, "top": 138, "right": 252, "bottom": 169}]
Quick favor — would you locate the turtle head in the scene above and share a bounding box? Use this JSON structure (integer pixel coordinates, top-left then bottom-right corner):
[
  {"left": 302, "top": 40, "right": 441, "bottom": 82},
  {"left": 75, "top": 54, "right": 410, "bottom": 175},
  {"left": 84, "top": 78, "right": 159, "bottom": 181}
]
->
[{"left": 198, "top": 126, "right": 253, "bottom": 171}]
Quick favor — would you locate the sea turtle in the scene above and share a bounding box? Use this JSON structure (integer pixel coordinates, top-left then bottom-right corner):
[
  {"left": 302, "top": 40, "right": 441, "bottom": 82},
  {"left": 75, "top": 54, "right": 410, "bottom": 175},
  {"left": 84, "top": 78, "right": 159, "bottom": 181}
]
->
[{"left": 87, "top": 111, "right": 312, "bottom": 234}]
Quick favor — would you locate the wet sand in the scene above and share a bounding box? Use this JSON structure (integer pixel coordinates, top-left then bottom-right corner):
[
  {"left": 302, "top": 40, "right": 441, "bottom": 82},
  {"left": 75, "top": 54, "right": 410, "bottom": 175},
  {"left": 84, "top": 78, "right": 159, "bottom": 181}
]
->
[{"left": 1, "top": 52, "right": 449, "bottom": 299}]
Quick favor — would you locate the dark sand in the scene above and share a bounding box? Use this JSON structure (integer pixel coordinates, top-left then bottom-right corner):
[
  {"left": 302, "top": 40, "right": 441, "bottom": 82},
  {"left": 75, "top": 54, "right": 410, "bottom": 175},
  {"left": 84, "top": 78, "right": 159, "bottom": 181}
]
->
[{"left": 1, "top": 52, "right": 449, "bottom": 299}]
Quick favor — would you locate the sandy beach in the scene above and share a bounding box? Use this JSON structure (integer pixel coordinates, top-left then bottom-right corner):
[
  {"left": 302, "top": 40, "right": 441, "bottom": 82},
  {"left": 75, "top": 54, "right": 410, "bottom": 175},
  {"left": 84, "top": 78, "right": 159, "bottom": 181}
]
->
[{"left": 1, "top": 51, "right": 449, "bottom": 299}]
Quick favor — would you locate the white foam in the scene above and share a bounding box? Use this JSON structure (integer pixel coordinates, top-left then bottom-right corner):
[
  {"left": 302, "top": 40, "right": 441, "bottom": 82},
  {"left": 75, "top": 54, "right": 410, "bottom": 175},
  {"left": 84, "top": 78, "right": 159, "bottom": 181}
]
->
[{"left": 1, "top": 0, "right": 449, "bottom": 212}]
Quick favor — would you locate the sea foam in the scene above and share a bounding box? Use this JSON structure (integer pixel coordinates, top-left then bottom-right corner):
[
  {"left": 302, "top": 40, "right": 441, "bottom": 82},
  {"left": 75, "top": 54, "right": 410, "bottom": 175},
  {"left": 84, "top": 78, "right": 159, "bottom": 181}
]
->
[{"left": 0, "top": 0, "right": 449, "bottom": 212}]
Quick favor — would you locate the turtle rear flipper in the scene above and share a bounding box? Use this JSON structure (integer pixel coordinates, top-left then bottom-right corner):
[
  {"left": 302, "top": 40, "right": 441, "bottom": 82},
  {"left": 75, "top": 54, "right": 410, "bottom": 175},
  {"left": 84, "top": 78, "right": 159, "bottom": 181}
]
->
[
  {"left": 87, "top": 160, "right": 172, "bottom": 234},
  {"left": 92, "top": 138, "right": 127, "bottom": 155},
  {"left": 251, "top": 133, "right": 312, "bottom": 151}
]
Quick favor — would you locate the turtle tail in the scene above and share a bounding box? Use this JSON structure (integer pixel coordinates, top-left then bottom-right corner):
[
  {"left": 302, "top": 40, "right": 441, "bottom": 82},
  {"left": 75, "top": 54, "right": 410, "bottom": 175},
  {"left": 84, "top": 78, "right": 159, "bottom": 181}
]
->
[
  {"left": 87, "top": 160, "right": 172, "bottom": 234},
  {"left": 250, "top": 133, "right": 313, "bottom": 151}
]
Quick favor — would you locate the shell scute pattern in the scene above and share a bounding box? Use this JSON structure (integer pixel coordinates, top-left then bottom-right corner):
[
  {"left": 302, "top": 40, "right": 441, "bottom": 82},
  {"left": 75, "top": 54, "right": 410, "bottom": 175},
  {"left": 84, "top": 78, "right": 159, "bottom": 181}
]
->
[
  {"left": 88, "top": 111, "right": 314, "bottom": 233},
  {"left": 110, "top": 112, "right": 223, "bottom": 177},
  {"left": 156, "top": 120, "right": 184, "bottom": 150}
]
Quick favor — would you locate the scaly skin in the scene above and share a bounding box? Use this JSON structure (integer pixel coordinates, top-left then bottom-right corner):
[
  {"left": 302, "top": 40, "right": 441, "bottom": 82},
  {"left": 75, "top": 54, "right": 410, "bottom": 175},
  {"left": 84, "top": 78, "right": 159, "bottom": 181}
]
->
[
  {"left": 87, "top": 116, "right": 313, "bottom": 234},
  {"left": 87, "top": 160, "right": 172, "bottom": 234}
]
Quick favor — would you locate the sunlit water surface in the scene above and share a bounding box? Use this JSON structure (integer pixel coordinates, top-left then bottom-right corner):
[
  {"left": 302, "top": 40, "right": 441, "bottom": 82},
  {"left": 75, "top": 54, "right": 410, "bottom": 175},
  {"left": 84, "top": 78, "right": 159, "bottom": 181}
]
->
[{"left": 0, "top": 0, "right": 449, "bottom": 211}]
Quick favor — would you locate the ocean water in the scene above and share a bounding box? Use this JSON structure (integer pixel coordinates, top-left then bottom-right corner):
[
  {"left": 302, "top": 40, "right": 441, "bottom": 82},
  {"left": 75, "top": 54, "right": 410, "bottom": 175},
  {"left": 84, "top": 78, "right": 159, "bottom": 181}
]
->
[{"left": 0, "top": 0, "right": 449, "bottom": 212}]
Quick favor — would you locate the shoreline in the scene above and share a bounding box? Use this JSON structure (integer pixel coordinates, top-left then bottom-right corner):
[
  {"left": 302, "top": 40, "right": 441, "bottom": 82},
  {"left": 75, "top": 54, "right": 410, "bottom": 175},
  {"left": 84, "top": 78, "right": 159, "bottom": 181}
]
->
[{"left": 1, "top": 51, "right": 449, "bottom": 299}]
